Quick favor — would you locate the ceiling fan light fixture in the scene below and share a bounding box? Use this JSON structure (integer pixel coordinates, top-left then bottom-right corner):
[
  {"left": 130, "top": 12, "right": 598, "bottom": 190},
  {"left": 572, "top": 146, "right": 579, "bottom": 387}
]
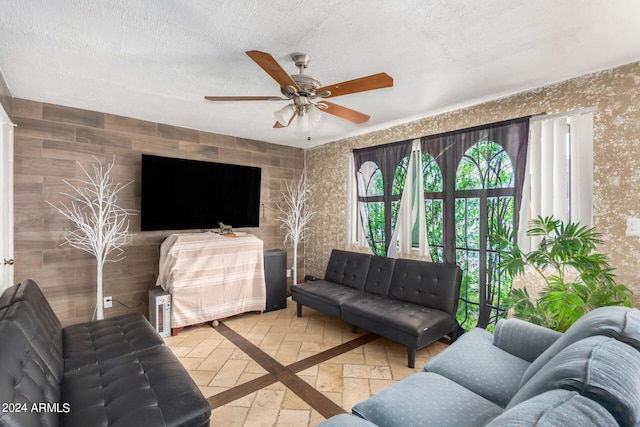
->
[
  {"left": 274, "top": 104, "right": 296, "bottom": 126},
  {"left": 307, "top": 104, "right": 325, "bottom": 128}
]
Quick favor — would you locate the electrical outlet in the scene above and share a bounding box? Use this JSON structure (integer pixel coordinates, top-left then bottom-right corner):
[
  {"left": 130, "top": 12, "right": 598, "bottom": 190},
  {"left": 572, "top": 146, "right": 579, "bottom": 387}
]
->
[
  {"left": 627, "top": 217, "right": 640, "bottom": 236},
  {"left": 286, "top": 269, "right": 291, "bottom": 278},
  {"left": 104, "top": 296, "right": 112, "bottom": 309}
]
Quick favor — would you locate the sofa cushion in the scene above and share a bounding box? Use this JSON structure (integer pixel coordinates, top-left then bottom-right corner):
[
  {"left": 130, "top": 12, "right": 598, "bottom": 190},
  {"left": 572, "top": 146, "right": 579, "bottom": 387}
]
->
[
  {"left": 424, "top": 327, "right": 531, "bottom": 407},
  {"left": 352, "top": 372, "right": 503, "bottom": 427},
  {"left": 0, "top": 321, "right": 61, "bottom": 427},
  {"left": 508, "top": 336, "right": 640, "bottom": 426},
  {"left": 61, "top": 346, "right": 211, "bottom": 427},
  {"left": 316, "top": 413, "right": 379, "bottom": 427},
  {"left": 520, "top": 306, "right": 640, "bottom": 387},
  {"left": 324, "top": 249, "right": 371, "bottom": 290},
  {"left": 0, "top": 282, "right": 19, "bottom": 310},
  {"left": 493, "top": 318, "right": 562, "bottom": 363},
  {"left": 389, "top": 259, "right": 462, "bottom": 317},
  {"left": 4, "top": 281, "right": 62, "bottom": 336},
  {"left": 362, "top": 255, "right": 395, "bottom": 296},
  {"left": 488, "top": 389, "right": 619, "bottom": 427},
  {"left": 63, "top": 312, "right": 165, "bottom": 373},
  {"left": 292, "top": 280, "right": 363, "bottom": 311},
  {"left": 342, "top": 294, "right": 454, "bottom": 338},
  {"left": 2, "top": 299, "right": 64, "bottom": 383},
  {"left": 8, "top": 280, "right": 61, "bottom": 319}
]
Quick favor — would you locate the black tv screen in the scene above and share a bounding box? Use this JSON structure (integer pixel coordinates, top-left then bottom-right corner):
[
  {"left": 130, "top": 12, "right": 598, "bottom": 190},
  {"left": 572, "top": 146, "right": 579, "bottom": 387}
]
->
[{"left": 141, "top": 154, "right": 261, "bottom": 231}]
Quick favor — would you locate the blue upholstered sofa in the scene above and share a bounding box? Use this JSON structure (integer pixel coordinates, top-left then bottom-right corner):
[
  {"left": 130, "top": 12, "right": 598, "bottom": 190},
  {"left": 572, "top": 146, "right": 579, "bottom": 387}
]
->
[{"left": 318, "top": 306, "right": 640, "bottom": 427}]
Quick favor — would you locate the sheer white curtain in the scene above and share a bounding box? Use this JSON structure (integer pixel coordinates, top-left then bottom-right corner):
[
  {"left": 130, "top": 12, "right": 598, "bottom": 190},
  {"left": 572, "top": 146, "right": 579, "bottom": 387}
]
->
[
  {"left": 346, "top": 153, "right": 367, "bottom": 248},
  {"left": 518, "top": 109, "right": 594, "bottom": 251},
  {"left": 393, "top": 139, "right": 430, "bottom": 258},
  {"left": 348, "top": 143, "right": 430, "bottom": 258}
]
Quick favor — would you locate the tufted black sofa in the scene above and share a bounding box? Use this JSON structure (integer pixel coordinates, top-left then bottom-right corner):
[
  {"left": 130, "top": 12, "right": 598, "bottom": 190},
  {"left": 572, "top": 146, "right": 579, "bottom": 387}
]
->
[
  {"left": 0, "top": 279, "right": 210, "bottom": 427},
  {"left": 291, "top": 249, "right": 463, "bottom": 368}
]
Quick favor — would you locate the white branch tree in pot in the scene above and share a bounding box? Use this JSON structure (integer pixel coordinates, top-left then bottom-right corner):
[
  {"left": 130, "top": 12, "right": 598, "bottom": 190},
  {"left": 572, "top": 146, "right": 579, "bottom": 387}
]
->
[
  {"left": 277, "top": 173, "right": 314, "bottom": 286},
  {"left": 48, "top": 156, "right": 136, "bottom": 320}
]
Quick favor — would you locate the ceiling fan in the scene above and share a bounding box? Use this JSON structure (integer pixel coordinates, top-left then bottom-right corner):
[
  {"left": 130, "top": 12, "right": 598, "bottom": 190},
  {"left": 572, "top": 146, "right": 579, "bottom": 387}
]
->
[{"left": 205, "top": 50, "right": 393, "bottom": 130}]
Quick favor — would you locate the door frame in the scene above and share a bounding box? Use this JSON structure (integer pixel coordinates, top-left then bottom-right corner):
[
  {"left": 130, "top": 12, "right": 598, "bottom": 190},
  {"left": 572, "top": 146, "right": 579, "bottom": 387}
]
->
[{"left": 1, "top": 103, "right": 14, "bottom": 292}]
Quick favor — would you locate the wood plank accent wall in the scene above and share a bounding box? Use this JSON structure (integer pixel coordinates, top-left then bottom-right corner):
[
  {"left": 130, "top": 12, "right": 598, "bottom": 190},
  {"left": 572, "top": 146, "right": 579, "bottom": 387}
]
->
[{"left": 10, "top": 98, "right": 305, "bottom": 326}]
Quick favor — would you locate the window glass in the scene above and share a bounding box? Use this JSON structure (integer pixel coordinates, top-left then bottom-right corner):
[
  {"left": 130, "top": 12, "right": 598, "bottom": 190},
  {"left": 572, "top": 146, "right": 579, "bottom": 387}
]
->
[
  {"left": 357, "top": 161, "right": 386, "bottom": 256},
  {"left": 456, "top": 141, "right": 513, "bottom": 190},
  {"left": 393, "top": 157, "right": 408, "bottom": 195},
  {"left": 358, "top": 161, "right": 383, "bottom": 197},
  {"left": 453, "top": 141, "right": 515, "bottom": 329},
  {"left": 423, "top": 153, "right": 443, "bottom": 192},
  {"left": 425, "top": 199, "right": 444, "bottom": 261},
  {"left": 422, "top": 152, "right": 444, "bottom": 260},
  {"left": 350, "top": 119, "right": 531, "bottom": 330}
]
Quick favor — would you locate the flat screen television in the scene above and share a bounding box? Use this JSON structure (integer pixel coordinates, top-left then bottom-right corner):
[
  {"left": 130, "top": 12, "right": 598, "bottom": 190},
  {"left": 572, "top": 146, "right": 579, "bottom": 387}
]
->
[{"left": 141, "top": 154, "right": 261, "bottom": 231}]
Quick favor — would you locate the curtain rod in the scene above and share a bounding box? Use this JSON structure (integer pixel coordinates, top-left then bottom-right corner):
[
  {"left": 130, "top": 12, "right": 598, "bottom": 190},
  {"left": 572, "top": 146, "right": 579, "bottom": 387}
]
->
[
  {"left": 420, "top": 115, "right": 532, "bottom": 141},
  {"left": 530, "top": 106, "right": 598, "bottom": 122}
]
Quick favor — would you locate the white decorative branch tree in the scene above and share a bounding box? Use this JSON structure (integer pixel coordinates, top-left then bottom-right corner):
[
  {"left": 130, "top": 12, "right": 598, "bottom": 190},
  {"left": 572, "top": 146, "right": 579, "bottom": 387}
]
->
[
  {"left": 277, "top": 173, "right": 314, "bottom": 285},
  {"left": 48, "top": 157, "right": 136, "bottom": 320}
]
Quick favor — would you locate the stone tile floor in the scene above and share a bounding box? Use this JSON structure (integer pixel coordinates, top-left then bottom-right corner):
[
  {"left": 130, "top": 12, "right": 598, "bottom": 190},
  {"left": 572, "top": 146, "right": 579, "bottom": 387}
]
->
[{"left": 165, "top": 301, "right": 449, "bottom": 427}]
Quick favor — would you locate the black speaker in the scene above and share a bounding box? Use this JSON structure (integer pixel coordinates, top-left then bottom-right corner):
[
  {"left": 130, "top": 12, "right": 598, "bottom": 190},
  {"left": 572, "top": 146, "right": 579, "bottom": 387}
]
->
[{"left": 263, "top": 249, "right": 287, "bottom": 312}]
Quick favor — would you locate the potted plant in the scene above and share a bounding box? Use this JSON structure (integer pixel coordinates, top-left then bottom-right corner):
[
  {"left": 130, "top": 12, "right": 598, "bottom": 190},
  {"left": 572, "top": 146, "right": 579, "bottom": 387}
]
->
[{"left": 491, "top": 216, "right": 632, "bottom": 332}]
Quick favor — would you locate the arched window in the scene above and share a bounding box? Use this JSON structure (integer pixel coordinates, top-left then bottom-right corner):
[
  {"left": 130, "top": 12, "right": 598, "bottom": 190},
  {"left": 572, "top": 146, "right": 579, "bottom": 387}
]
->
[
  {"left": 353, "top": 140, "right": 414, "bottom": 256},
  {"left": 422, "top": 153, "right": 444, "bottom": 262},
  {"left": 360, "top": 161, "right": 383, "bottom": 197},
  {"left": 391, "top": 157, "right": 409, "bottom": 236},
  {"left": 421, "top": 118, "right": 529, "bottom": 330},
  {"left": 456, "top": 141, "right": 514, "bottom": 189},
  {"left": 352, "top": 120, "right": 529, "bottom": 330},
  {"left": 356, "top": 161, "right": 385, "bottom": 255},
  {"left": 455, "top": 141, "right": 515, "bottom": 329}
]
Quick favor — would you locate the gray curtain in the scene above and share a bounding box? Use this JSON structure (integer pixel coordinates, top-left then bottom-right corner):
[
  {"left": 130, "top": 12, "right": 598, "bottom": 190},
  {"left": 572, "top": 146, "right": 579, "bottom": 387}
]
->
[
  {"left": 353, "top": 140, "right": 413, "bottom": 256},
  {"left": 421, "top": 117, "right": 530, "bottom": 328},
  {"left": 352, "top": 118, "right": 529, "bottom": 328}
]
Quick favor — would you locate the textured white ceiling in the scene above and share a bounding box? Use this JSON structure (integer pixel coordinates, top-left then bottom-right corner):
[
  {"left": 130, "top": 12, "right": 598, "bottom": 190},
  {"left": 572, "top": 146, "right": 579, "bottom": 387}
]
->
[{"left": 1, "top": 0, "right": 640, "bottom": 148}]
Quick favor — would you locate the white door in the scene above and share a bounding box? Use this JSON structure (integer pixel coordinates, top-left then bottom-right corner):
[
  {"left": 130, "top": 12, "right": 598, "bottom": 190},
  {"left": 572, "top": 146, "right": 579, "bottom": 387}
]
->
[{"left": 0, "top": 104, "right": 14, "bottom": 292}]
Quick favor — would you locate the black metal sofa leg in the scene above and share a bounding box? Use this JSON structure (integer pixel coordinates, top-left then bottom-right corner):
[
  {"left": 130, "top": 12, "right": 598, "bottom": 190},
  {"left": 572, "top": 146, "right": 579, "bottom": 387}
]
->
[
  {"left": 296, "top": 303, "right": 302, "bottom": 318},
  {"left": 449, "top": 325, "right": 465, "bottom": 343},
  {"left": 407, "top": 347, "right": 416, "bottom": 369}
]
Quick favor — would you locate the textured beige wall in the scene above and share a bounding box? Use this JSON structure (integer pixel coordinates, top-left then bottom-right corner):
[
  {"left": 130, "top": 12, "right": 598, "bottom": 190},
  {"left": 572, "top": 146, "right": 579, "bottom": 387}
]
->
[{"left": 305, "top": 61, "right": 640, "bottom": 308}]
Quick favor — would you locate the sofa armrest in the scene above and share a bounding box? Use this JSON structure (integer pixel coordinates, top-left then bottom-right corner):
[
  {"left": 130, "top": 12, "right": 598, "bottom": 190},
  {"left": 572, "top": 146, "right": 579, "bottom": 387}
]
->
[{"left": 493, "top": 318, "right": 562, "bottom": 363}]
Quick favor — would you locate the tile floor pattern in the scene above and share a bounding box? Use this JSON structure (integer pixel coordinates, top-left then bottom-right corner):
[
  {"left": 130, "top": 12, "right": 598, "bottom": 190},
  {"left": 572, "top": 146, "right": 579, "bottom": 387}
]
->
[{"left": 164, "top": 301, "right": 449, "bottom": 427}]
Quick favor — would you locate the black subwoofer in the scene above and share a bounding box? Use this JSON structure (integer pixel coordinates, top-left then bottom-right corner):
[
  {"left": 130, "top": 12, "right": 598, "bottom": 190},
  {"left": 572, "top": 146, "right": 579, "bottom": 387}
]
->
[{"left": 263, "top": 249, "right": 287, "bottom": 312}]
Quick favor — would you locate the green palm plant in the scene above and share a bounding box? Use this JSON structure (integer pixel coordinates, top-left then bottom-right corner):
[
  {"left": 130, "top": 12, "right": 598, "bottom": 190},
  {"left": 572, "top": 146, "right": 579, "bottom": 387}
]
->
[{"left": 491, "top": 216, "right": 632, "bottom": 332}]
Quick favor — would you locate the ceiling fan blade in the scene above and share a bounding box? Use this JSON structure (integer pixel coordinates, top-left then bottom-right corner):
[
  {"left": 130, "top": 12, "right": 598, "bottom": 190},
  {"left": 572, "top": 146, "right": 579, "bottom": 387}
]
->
[
  {"left": 317, "top": 72, "right": 393, "bottom": 98},
  {"left": 318, "top": 101, "right": 370, "bottom": 124},
  {"left": 205, "top": 96, "right": 286, "bottom": 101},
  {"left": 246, "top": 50, "right": 301, "bottom": 94}
]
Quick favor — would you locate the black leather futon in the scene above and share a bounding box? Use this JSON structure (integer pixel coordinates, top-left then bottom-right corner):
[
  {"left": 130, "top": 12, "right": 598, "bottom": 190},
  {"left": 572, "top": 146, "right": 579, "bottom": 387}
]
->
[{"left": 0, "top": 279, "right": 211, "bottom": 427}]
